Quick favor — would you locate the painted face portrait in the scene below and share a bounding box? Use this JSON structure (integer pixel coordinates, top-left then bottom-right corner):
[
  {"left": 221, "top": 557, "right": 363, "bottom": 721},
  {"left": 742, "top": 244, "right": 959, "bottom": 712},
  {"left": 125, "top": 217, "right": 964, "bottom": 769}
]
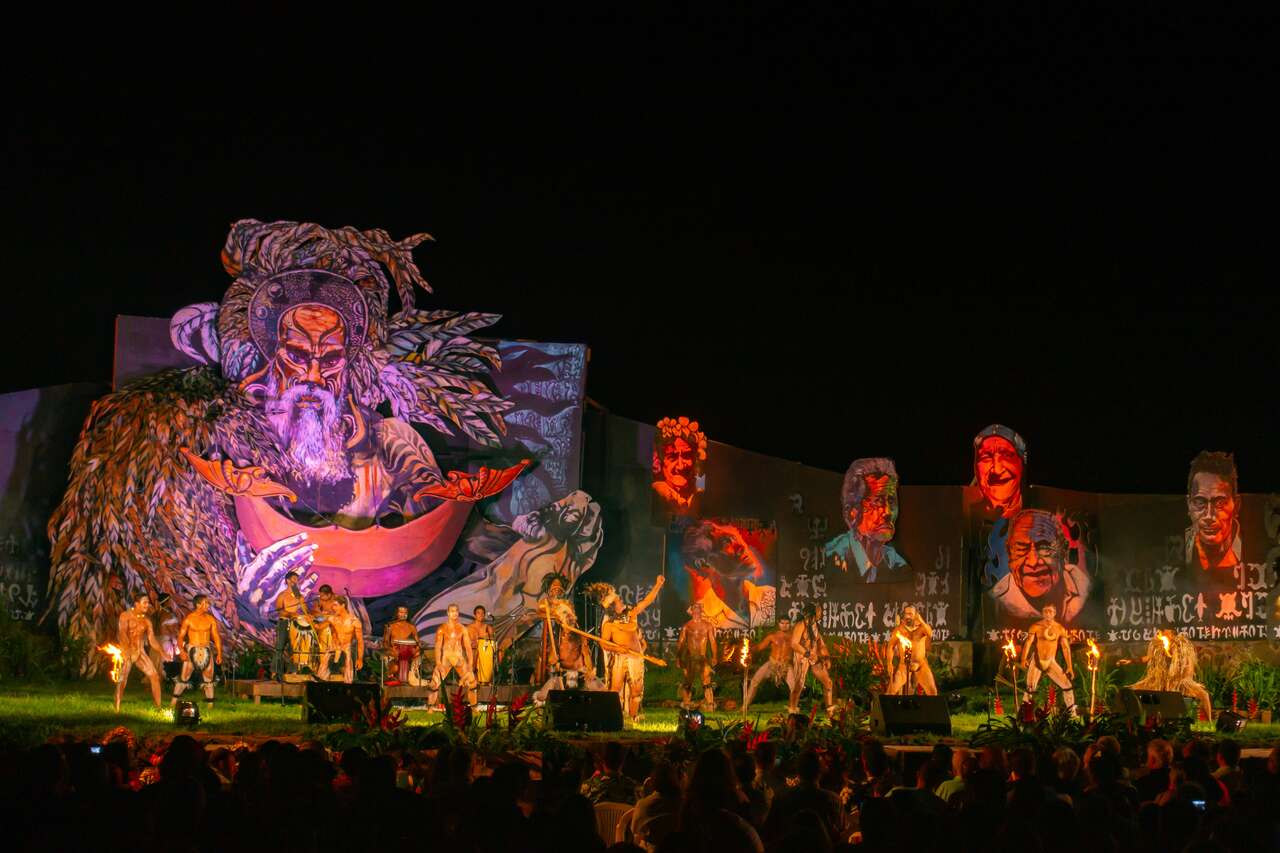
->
[
  {"left": 854, "top": 473, "right": 899, "bottom": 543},
  {"left": 652, "top": 417, "right": 707, "bottom": 511},
  {"left": 663, "top": 438, "right": 694, "bottom": 493},
  {"left": 1007, "top": 510, "right": 1066, "bottom": 601},
  {"left": 1188, "top": 474, "right": 1236, "bottom": 550},
  {"left": 1184, "top": 451, "right": 1242, "bottom": 570},
  {"left": 975, "top": 435, "right": 1024, "bottom": 515}
]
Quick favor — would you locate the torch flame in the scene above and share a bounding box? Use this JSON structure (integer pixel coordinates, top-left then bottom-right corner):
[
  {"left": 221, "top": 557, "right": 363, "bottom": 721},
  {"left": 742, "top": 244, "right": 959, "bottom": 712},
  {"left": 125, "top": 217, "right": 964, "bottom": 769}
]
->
[
  {"left": 99, "top": 643, "right": 124, "bottom": 683},
  {"left": 739, "top": 636, "right": 750, "bottom": 667},
  {"left": 1002, "top": 639, "right": 1017, "bottom": 660},
  {"left": 1086, "top": 638, "right": 1100, "bottom": 671},
  {"left": 1159, "top": 632, "right": 1172, "bottom": 657},
  {"left": 897, "top": 632, "right": 912, "bottom": 651}
]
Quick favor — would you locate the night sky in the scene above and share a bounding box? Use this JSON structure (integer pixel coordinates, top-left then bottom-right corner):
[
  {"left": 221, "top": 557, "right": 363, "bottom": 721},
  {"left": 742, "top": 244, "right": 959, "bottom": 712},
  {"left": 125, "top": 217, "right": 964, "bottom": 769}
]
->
[{"left": 7, "top": 13, "right": 1277, "bottom": 494}]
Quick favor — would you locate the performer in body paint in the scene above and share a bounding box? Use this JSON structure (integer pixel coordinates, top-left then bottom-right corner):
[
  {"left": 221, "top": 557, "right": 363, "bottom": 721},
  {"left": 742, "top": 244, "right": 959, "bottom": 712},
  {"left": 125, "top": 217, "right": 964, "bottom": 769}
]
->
[
  {"left": 1021, "top": 603, "right": 1076, "bottom": 714},
  {"left": 318, "top": 596, "right": 364, "bottom": 683},
  {"left": 114, "top": 595, "right": 165, "bottom": 712},
  {"left": 743, "top": 616, "right": 796, "bottom": 712},
  {"left": 789, "top": 602, "right": 835, "bottom": 714},
  {"left": 173, "top": 594, "right": 223, "bottom": 706},
  {"left": 887, "top": 605, "right": 936, "bottom": 696},
  {"left": 428, "top": 604, "right": 477, "bottom": 705},
  {"left": 592, "top": 576, "right": 665, "bottom": 720},
  {"left": 382, "top": 605, "right": 420, "bottom": 684},
  {"left": 676, "top": 601, "right": 719, "bottom": 711}
]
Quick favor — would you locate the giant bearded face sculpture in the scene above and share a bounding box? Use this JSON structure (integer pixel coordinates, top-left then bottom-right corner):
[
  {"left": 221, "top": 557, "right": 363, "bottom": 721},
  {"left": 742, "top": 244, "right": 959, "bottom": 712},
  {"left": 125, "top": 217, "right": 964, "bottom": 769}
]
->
[
  {"left": 973, "top": 425, "right": 1026, "bottom": 517},
  {"left": 264, "top": 303, "right": 352, "bottom": 488},
  {"left": 244, "top": 270, "right": 371, "bottom": 491},
  {"left": 1007, "top": 509, "right": 1067, "bottom": 602}
]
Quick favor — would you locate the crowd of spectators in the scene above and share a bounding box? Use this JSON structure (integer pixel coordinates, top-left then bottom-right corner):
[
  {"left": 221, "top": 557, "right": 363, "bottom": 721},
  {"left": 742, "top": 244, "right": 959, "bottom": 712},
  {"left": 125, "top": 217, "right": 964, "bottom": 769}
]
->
[{"left": 1, "top": 730, "right": 1276, "bottom": 853}]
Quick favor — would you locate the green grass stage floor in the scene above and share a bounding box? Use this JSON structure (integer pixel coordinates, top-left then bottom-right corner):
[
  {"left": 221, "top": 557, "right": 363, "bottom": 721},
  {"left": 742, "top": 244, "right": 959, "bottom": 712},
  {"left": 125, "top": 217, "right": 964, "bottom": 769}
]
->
[{"left": 1, "top": 680, "right": 1276, "bottom": 750}]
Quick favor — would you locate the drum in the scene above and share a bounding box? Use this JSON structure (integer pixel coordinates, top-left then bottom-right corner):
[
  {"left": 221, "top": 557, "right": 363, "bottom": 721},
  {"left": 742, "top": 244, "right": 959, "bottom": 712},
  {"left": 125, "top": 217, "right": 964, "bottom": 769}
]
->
[{"left": 476, "top": 638, "right": 495, "bottom": 684}]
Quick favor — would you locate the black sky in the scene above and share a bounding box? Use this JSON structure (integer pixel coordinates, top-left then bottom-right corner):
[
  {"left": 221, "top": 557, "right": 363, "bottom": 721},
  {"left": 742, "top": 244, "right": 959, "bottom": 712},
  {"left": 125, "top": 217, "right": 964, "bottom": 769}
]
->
[{"left": 5, "top": 11, "right": 1278, "bottom": 494}]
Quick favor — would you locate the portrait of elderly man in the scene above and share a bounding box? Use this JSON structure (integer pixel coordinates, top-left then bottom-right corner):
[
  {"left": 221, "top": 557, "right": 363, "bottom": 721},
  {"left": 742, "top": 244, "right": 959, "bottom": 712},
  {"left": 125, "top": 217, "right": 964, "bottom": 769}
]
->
[
  {"left": 1184, "top": 451, "right": 1243, "bottom": 573},
  {"left": 823, "top": 457, "right": 906, "bottom": 582},
  {"left": 972, "top": 424, "right": 1027, "bottom": 519},
  {"left": 990, "top": 508, "right": 1090, "bottom": 624},
  {"left": 968, "top": 424, "right": 1029, "bottom": 589}
]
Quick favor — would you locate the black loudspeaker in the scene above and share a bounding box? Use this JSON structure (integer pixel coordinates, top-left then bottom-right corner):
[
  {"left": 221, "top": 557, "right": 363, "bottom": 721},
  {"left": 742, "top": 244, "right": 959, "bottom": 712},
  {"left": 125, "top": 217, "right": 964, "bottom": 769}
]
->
[
  {"left": 303, "top": 681, "right": 381, "bottom": 724},
  {"left": 1112, "top": 688, "right": 1190, "bottom": 721},
  {"left": 546, "top": 689, "right": 623, "bottom": 732},
  {"left": 1214, "top": 711, "right": 1247, "bottom": 733},
  {"left": 871, "top": 694, "right": 952, "bottom": 736}
]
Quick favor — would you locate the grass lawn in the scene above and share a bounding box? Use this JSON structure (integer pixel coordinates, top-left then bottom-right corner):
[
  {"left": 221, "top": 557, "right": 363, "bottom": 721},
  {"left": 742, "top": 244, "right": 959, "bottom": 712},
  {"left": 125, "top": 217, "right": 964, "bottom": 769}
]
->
[{"left": 1, "top": 679, "right": 1276, "bottom": 750}]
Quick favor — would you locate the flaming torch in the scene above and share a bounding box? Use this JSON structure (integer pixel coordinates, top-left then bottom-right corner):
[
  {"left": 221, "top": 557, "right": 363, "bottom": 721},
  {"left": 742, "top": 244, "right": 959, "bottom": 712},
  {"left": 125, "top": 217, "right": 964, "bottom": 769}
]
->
[
  {"left": 1001, "top": 638, "right": 1019, "bottom": 708},
  {"left": 740, "top": 636, "right": 750, "bottom": 717},
  {"left": 1086, "top": 638, "right": 1101, "bottom": 717},
  {"left": 99, "top": 643, "right": 124, "bottom": 683},
  {"left": 1159, "top": 631, "right": 1172, "bottom": 658},
  {"left": 897, "top": 632, "right": 914, "bottom": 694}
]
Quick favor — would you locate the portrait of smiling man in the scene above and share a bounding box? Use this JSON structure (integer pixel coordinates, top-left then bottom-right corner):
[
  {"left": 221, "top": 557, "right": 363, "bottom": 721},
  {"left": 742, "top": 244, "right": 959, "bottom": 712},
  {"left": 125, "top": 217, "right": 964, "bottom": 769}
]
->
[{"left": 990, "top": 508, "right": 1091, "bottom": 625}]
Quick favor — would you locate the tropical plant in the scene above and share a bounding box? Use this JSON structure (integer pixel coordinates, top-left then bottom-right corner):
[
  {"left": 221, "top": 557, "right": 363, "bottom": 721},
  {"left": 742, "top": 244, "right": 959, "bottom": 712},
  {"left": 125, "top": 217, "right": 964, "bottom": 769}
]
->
[
  {"left": 824, "top": 636, "right": 880, "bottom": 705},
  {"left": 971, "top": 708, "right": 1190, "bottom": 756},
  {"left": 1196, "top": 655, "right": 1239, "bottom": 710},
  {"left": 1233, "top": 656, "right": 1280, "bottom": 714}
]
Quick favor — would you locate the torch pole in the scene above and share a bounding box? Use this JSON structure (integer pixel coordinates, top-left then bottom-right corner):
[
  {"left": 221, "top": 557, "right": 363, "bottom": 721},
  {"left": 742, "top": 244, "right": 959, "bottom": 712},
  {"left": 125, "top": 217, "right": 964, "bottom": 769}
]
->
[{"left": 1090, "top": 666, "right": 1097, "bottom": 718}]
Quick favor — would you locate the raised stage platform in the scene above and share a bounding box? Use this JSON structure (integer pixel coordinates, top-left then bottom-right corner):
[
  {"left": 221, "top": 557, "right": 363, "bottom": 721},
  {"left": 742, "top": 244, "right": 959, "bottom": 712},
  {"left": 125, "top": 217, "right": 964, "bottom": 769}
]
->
[{"left": 230, "top": 679, "right": 527, "bottom": 705}]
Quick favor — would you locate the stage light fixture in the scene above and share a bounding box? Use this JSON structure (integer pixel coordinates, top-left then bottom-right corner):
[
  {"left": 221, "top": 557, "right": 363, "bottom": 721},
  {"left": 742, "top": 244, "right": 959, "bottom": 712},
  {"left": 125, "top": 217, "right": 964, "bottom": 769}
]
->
[
  {"left": 174, "top": 700, "right": 200, "bottom": 727},
  {"left": 1214, "top": 710, "right": 1246, "bottom": 734}
]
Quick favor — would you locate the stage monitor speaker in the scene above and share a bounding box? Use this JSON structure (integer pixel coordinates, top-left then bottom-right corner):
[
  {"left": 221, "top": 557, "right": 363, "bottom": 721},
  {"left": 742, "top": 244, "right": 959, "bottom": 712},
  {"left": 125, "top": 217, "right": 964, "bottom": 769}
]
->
[
  {"left": 871, "top": 694, "right": 952, "bottom": 736},
  {"left": 1112, "top": 688, "right": 1190, "bottom": 721},
  {"left": 547, "top": 689, "right": 623, "bottom": 732},
  {"left": 303, "top": 681, "right": 381, "bottom": 724},
  {"left": 1214, "top": 710, "right": 1247, "bottom": 733}
]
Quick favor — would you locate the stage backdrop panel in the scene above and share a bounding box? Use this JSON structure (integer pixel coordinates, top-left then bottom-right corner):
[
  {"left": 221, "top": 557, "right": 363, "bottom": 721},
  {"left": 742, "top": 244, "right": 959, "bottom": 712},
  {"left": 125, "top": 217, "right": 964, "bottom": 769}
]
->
[
  {"left": 804, "top": 481, "right": 965, "bottom": 644},
  {"left": 0, "top": 383, "right": 109, "bottom": 621},
  {"left": 582, "top": 415, "right": 967, "bottom": 647},
  {"left": 1096, "top": 492, "right": 1278, "bottom": 644},
  {"left": 976, "top": 485, "right": 1102, "bottom": 641}
]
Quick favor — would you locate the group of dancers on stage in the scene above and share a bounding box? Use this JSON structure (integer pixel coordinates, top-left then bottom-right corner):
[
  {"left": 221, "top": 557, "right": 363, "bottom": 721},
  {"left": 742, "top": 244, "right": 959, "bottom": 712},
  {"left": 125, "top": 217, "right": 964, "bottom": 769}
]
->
[
  {"left": 108, "top": 564, "right": 980, "bottom": 718},
  {"left": 737, "top": 601, "right": 939, "bottom": 715}
]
